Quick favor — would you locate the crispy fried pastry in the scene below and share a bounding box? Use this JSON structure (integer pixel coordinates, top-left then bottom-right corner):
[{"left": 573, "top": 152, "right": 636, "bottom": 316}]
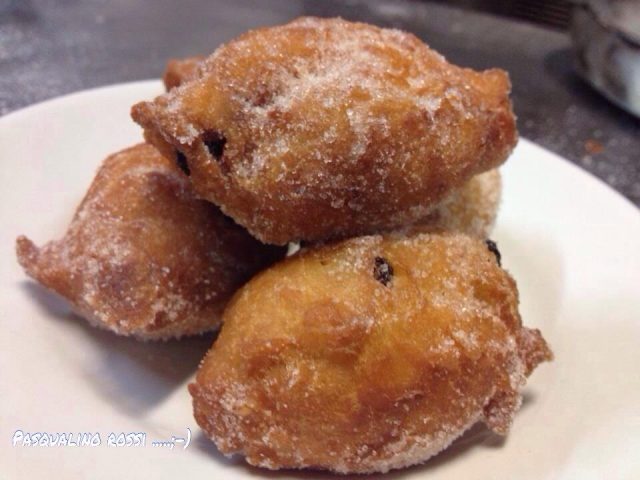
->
[
  {"left": 132, "top": 17, "right": 517, "bottom": 245},
  {"left": 412, "top": 168, "right": 501, "bottom": 238},
  {"left": 16, "top": 144, "right": 284, "bottom": 340},
  {"left": 162, "top": 56, "right": 204, "bottom": 91},
  {"left": 189, "top": 233, "right": 552, "bottom": 473}
]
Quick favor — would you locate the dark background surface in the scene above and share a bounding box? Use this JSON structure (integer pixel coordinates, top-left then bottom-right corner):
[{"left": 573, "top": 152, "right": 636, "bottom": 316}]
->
[{"left": 1, "top": 0, "right": 639, "bottom": 208}]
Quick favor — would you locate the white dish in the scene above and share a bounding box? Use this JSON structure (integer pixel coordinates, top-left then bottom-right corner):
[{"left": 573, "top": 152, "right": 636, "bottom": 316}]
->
[{"left": 1, "top": 81, "right": 639, "bottom": 479}]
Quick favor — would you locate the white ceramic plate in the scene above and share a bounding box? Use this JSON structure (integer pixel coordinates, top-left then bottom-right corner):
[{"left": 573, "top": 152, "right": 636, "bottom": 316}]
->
[{"left": 1, "top": 81, "right": 639, "bottom": 479}]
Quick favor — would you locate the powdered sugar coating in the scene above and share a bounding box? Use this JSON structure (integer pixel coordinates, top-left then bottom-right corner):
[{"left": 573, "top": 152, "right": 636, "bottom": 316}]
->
[
  {"left": 16, "top": 144, "right": 284, "bottom": 340},
  {"left": 189, "top": 232, "right": 552, "bottom": 473},
  {"left": 132, "top": 17, "right": 517, "bottom": 245},
  {"left": 401, "top": 168, "right": 502, "bottom": 238}
]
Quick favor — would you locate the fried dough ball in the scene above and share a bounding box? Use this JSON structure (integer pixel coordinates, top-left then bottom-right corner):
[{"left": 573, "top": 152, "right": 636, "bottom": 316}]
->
[
  {"left": 16, "top": 144, "right": 284, "bottom": 340},
  {"left": 162, "top": 56, "right": 204, "bottom": 91},
  {"left": 132, "top": 17, "right": 517, "bottom": 245},
  {"left": 189, "top": 233, "right": 552, "bottom": 473},
  {"left": 412, "top": 168, "right": 501, "bottom": 238},
  {"left": 159, "top": 54, "right": 501, "bottom": 241}
]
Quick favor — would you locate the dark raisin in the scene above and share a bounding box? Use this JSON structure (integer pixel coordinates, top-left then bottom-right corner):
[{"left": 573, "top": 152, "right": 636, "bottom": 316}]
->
[
  {"left": 175, "top": 150, "right": 190, "bottom": 176},
  {"left": 373, "top": 256, "right": 394, "bottom": 286},
  {"left": 203, "top": 130, "right": 226, "bottom": 160},
  {"left": 485, "top": 239, "right": 501, "bottom": 266}
]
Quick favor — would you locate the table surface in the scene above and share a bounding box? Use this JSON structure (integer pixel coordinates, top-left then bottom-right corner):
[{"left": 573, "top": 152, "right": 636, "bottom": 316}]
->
[{"left": 2, "top": 0, "right": 639, "bottom": 208}]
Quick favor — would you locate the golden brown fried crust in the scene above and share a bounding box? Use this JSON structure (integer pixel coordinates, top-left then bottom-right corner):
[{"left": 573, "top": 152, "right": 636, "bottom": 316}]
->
[
  {"left": 162, "top": 56, "right": 204, "bottom": 91},
  {"left": 16, "top": 144, "right": 284, "bottom": 340},
  {"left": 409, "top": 168, "right": 501, "bottom": 238},
  {"left": 189, "top": 233, "right": 551, "bottom": 473},
  {"left": 132, "top": 17, "right": 517, "bottom": 245}
]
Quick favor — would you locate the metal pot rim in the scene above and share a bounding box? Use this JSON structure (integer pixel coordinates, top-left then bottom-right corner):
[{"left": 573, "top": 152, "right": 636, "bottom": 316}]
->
[{"left": 572, "top": 0, "right": 640, "bottom": 47}]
